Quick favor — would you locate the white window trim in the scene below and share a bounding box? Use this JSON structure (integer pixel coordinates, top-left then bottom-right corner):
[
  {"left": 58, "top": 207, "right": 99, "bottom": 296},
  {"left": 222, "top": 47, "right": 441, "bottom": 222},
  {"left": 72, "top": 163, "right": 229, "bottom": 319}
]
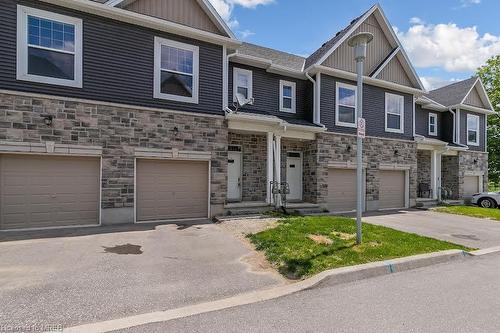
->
[
  {"left": 279, "top": 80, "right": 296, "bottom": 113},
  {"left": 233, "top": 67, "right": 253, "bottom": 103},
  {"left": 467, "top": 114, "right": 480, "bottom": 146},
  {"left": 335, "top": 82, "right": 357, "bottom": 128},
  {"left": 428, "top": 112, "right": 438, "bottom": 136},
  {"left": 17, "top": 5, "right": 83, "bottom": 88},
  {"left": 385, "top": 92, "right": 405, "bottom": 134},
  {"left": 153, "top": 37, "right": 199, "bottom": 104}
]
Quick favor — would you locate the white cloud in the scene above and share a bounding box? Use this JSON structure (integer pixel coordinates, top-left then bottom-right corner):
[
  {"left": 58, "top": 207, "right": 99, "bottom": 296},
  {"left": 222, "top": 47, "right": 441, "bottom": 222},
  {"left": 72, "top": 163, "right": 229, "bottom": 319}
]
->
[
  {"left": 208, "top": 0, "right": 274, "bottom": 30},
  {"left": 460, "top": 0, "right": 480, "bottom": 7},
  {"left": 238, "top": 29, "right": 255, "bottom": 39},
  {"left": 395, "top": 22, "right": 500, "bottom": 72},
  {"left": 420, "top": 76, "right": 461, "bottom": 90},
  {"left": 409, "top": 17, "right": 425, "bottom": 25}
]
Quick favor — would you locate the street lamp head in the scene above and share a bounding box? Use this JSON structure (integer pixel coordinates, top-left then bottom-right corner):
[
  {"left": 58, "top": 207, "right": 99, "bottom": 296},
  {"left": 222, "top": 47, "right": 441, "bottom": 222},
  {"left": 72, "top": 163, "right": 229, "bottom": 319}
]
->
[{"left": 347, "top": 32, "right": 374, "bottom": 61}]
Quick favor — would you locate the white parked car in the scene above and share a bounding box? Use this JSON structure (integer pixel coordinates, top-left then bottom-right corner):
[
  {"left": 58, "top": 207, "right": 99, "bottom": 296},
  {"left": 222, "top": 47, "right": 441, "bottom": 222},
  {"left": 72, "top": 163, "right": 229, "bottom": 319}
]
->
[{"left": 471, "top": 192, "right": 500, "bottom": 208}]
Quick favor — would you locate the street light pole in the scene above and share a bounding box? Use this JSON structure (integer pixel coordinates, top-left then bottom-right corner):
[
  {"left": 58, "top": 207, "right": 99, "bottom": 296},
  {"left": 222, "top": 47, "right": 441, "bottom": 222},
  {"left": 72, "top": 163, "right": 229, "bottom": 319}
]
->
[{"left": 347, "top": 32, "right": 373, "bottom": 245}]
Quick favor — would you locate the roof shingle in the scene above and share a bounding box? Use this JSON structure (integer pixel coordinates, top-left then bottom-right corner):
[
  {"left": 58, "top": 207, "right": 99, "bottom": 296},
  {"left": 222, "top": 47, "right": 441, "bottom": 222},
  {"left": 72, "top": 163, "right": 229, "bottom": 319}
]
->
[
  {"left": 236, "top": 43, "right": 305, "bottom": 71},
  {"left": 426, "top": 76, "right": 477, "bottom": 107}
]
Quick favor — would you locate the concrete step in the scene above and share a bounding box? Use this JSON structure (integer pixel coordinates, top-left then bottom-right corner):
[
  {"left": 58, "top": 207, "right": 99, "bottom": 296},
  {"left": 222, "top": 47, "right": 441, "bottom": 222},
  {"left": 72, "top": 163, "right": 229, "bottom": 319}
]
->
[
  {"left": 415, "top": 199, "right": 439, "bottom": 209},
  {"left": 442, "top": 200, "right": 465, "bottom": 206}
]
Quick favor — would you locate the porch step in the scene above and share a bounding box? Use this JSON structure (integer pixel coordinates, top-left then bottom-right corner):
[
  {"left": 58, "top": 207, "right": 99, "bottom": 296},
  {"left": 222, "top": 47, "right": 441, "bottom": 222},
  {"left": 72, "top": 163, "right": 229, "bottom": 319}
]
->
[
  {"left": 284, "top": 203, "right": 324, "bottom": 215},
  {"left": 415, "top": 198, "right": 439, "bottom": 209},
  {"left": 442, "top": 200, "right": 465, "bottom": 206},
  {"left": 224, "top": 202, "right": 272, "bottom": 216}
]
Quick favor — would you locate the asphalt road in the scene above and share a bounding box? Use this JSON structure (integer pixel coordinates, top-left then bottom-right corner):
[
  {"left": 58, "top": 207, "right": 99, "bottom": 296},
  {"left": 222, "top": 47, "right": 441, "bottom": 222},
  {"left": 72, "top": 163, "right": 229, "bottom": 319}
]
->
[
  {"left": 364, "top": 209, "right": 500, "bottom": 249},
  {"left": 119, "top": 252, "right": 500, "bottom": 333}
]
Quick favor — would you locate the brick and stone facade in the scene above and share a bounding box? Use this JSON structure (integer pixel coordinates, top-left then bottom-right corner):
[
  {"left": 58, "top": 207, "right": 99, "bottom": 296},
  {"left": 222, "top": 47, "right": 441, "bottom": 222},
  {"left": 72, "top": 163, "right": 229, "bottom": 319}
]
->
[
  {"left": 0, "top": 92, "right": 228, "bottom": 223},
  {"left": 441, "top": 155, "right": 460, "bottom": 199},
  {"left": 417, "top": 150, "right": 431, "bottom": 196},
  {"left": 458, "top": 151, "right": 488, "bottom": 197}
]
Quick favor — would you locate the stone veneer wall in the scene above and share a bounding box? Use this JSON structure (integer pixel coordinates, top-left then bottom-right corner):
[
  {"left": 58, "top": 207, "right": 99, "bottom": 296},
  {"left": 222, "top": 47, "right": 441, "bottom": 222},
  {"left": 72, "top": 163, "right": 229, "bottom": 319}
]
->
[
  {"left": 315, "top": 132, "right": 418, "bottom": 210},
  {"left": 458, "top": 151, "right": 488, "bottom": 198},
  {"left": 0, "top": 93, "right": 228, "bottom": 223},
  {"left": 441, "top": 155, "right": 459, "bottom": 199},
  {"left": 417, "top": 150, "right": 431, "bottom": 193},
  {"left": 227, "top": 132, "right": 267, "bottom": 202}
]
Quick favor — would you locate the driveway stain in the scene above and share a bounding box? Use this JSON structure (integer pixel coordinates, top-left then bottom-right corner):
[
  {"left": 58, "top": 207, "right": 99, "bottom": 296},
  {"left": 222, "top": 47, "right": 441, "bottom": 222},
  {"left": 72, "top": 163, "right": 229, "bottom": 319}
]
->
[
  {"left": 451, "top": 234, "right": 480, "bottom": 241},
  {"left": 103, "top": 244, "right": 143, "bottom": 255}
]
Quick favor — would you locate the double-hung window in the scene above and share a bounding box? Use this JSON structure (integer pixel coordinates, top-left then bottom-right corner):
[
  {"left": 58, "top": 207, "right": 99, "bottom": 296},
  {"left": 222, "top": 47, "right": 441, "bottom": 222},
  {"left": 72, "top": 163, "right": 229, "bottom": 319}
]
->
[
  {"left": 335, "top": 82, "right": 357, "bottom": 127},
  {"left": 428, "top": 113, "right": 437, "bottom": 136},
  {"left": 233, "top": 68, "right": 253, "bottom": 102},
  {"left": 467, "top": 114, "right": 480, "bottom": 146},
  {"left": 154, "top": 37, "right": 199, "bottom": 104},
  {"left": 17, "top": 5, "right": 83, "bottom": 87},
  {"left": 279, "top": 80, "right": 296, "bottom": 113},
  {"left": 385, "top": 93, "right": 404, "bottom": 133}
]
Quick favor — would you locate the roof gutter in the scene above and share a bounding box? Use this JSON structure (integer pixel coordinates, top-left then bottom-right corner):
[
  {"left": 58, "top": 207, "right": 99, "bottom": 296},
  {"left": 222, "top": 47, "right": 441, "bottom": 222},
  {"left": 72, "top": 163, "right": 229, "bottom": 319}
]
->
[
  {"left": 39, "top": 0, "right": 242, "bottom": 47},
  {"left": 449, "top": 103, "right": 496, "bottom": 115}
]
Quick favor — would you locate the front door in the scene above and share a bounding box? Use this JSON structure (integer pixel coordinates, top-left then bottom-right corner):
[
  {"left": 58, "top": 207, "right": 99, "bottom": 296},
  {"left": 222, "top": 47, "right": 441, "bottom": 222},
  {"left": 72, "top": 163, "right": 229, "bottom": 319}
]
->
[
  {"left": 227, "top": 151, "right": 242, "bottom": 201},
  {"left": 286, "top": 152, "right": 303, "bottom": 202}
]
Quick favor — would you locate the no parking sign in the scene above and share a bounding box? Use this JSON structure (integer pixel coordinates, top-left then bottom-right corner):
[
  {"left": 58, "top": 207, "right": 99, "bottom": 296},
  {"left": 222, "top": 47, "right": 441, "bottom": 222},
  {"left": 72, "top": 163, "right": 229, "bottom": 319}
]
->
[{"left": 357, "top": 118, "right": 366, "bottom": 138}]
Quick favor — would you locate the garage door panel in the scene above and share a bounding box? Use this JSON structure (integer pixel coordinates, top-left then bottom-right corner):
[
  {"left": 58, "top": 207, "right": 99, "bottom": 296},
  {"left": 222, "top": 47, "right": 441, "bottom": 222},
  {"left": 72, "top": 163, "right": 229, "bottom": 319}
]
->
[
  {"left": 379, "top": 170, "right": 406, "bottom": 209},
  {"left": 464, "top": 176, "right": 480, "bottom": 197},
  {"left": 327, "top": 168, "right": 359, "bottom": 213},
  {"left": 136, "top": 159, "right": 208, "bottom": 221},
  {"left": 0, "top": 155, "right": 100, "bottom": 230}
]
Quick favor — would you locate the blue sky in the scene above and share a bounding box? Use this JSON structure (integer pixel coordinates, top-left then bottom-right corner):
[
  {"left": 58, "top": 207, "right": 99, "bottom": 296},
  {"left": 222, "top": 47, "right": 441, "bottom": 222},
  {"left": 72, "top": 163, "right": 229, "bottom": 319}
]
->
[{"left": 209, "top": 0, "right": 500, "bottom": 90}]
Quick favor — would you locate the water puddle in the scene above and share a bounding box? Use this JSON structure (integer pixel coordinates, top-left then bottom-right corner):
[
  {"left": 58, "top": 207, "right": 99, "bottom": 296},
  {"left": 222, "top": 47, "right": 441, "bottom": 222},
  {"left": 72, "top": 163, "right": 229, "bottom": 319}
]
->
[{"left": 103, "top": 243, "right": 143, "bottom": 255}]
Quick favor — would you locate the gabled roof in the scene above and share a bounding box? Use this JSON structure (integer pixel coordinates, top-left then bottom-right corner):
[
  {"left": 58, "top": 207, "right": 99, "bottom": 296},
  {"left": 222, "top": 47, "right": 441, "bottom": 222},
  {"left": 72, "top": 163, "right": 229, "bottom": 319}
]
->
[
  {"left": 427, "top": 77, "right": 478, "bottom": 107},
  {"left": 304, "top": 4, "right": 424, "bottom": 91},
  {"left": 103, "top": 0, "right": 236, "bottom": 39},
  {"left": 237, "top": 43, "right": 305, "bottom": 72}
]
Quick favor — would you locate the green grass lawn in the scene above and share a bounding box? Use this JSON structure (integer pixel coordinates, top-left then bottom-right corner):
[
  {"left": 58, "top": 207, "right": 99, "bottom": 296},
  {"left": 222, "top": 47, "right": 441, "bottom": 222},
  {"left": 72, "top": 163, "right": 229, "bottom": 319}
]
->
[
  {"left": 434, "top": 205, "right": 500, "bottom": 221},
  {"left": 248, "top": 216, "right": 470, "bottom": 279}
]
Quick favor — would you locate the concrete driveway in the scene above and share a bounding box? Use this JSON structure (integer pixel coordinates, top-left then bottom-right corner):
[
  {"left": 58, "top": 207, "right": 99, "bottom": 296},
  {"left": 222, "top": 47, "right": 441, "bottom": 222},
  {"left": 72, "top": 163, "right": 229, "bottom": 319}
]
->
[
  {"left": 364, "top": 209, "right": 500, "bottom": 249},
  {"left": 0, "top": 222, "right": 282, "bottom": 329}
]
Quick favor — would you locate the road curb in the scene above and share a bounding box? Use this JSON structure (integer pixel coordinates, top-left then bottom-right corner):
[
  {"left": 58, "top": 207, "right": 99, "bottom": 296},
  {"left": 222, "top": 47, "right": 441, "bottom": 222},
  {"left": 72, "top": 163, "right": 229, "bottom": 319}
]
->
[
  {"left": 58, "top": 249, "right": 470, "bottom": 333},
  {"left": 469, "top": 246, "right": 500, "bottom": 256}
]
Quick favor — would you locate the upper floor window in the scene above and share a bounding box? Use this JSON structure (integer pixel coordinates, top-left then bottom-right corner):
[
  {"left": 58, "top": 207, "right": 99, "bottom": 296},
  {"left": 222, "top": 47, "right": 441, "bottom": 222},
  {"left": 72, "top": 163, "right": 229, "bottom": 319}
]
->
[
  {"left": 154, "top": 37, "right": 199, "bottom": 104},
  {"left": 467, "top": 114, "right": 480, "bottom": 146},
  {"left": 233, "top": 68, "right": 253, "bottom": 102},
  {"left": 335, "top": 82, "right": 357, "bottom": 128},
  {"left": 17, "top": 5, "right": 83, "bottom": 88},
  {"left": 279, "top": 80, "right": 296, "bottom": 113},
  {"left": 385, "top": 93, "right": 404, "bottom": 133},
  {"left": 428, "top": 113, "right": 437, "bottom": 136}
]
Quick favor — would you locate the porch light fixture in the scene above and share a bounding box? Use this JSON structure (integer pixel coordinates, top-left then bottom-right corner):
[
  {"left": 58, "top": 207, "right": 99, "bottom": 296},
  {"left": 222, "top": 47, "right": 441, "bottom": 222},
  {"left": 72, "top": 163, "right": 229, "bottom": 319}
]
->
[
  {"left": 348, "top": 32, "right": 373, "bottom": 245},
  {"left": 41, "top": 114, "right": 53, "bottom": 126},
  {"left": 394, "top": 149, "right": 399, "bottom": 157},
  {"left": 473, "top": 158, "right": 478, "bottom": 165},
  {"left": 173, "top": 126, "right": 179, "bottom": 136}
]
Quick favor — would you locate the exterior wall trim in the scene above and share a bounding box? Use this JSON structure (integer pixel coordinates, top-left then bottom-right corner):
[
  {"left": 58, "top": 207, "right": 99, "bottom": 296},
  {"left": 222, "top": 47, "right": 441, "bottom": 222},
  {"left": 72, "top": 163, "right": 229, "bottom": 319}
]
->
[
  {"left": 328, "top": 161, "right": 368, "bottom": 169},
  {"left": 379, "top": 163, "right": 411, "bottom": 171},
  {"left": 0, "top": 141, "right": 103, "bottom": 156},
  {"left": 0, "top": 89, "right": 225, "bottom": 120},
  {"left": 323, "top": 131, "right": 415, "bottom": 143},
  {"left": 134, "top": 148, "right": 212, "bottom": 160}
]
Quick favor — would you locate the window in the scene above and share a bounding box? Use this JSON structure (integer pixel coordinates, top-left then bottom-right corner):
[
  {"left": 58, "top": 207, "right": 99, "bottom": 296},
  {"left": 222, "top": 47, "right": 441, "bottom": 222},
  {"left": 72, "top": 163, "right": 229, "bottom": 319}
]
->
[
  {"left": 154, "top": 37, "right": 199, "bottom": 103},
  {"left": 467, "top": 114, "right": 480, "bottom": 146},
  {"left": 233, "top": 68, "right": 253, "bottom": 103},
  {"left": 385, "top": 93, "right": 404, "bottom": 133},
  {"left": 17, "top": 5, "right": 83, "bottom": 87},
  {"left": 428, "top": 113, "right": 437, "bottom": 136},
  {"left": 279, "top": 80, "right": 296, "bottom": 113},
  {"left": 335, "top": 82, "right": 357, "bottom": 127}
]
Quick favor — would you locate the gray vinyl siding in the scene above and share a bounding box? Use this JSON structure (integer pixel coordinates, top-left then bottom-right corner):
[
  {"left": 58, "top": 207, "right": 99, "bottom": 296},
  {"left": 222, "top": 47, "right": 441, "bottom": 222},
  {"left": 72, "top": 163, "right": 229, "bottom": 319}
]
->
[
  {"left": 441, "top": 112, "right": 454, "bottom": 143},
  {"left": 460, "top": 110, "right": 486, "bottom": 152},
  {"left": 228, "top": 63, "right": 313, "bottom": 123},
  {"left": 0, "top": 0, "right": 223, "bottom": 115},
  {"left": 415, "top": 105, "right": 443, "bottom": 139},
  {"left": 320, "top": 74, "right": 413, "bottom": 140}
]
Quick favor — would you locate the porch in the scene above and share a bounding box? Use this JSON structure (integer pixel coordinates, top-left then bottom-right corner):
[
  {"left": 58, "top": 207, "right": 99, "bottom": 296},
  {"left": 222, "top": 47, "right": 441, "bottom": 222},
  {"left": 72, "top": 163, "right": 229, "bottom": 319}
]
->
[{"left": 224, "top": 112, "right": 324, "bottom": 212}]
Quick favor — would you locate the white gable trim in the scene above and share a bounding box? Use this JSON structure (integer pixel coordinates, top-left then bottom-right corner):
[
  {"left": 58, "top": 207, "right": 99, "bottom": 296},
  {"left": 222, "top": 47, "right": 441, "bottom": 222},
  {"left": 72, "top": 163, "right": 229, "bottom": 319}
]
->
[
  {"left": 305, "top": 4, "right": 425, "bottom": 92},
  {"left": 106, "top": 0, "right": 235, "bottom": 39},
  {"left": 371, "top": 46, "right": 400, "bottom": 78},
  {"left": 460, "top": 77, "right": 495, "bottom": 111}
]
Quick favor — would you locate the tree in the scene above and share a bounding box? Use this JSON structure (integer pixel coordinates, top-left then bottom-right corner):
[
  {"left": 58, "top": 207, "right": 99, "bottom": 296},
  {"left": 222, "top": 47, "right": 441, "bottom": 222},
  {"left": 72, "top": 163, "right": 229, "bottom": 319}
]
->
[{"left": 477, "top": 55, "right": 500, "bottom": 186}]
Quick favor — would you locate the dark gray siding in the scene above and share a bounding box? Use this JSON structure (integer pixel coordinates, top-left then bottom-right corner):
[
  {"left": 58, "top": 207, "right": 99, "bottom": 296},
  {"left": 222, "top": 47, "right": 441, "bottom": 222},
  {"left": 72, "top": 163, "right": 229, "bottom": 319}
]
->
[
  {"left": 441, "top": 112, "right": 454, "bottom": 143},
  {"left": 0, "top": 0, "right": 223, "bottom": 115},
  {"left": 415, "top": 105, "right": 444, "bottom": 139},
  {"left": 320, "top": 74, "right": 414, "bottom": 140},
  {"left": 228, "top": 63, "right": 313, "bottom": 123},
  {"left": 460, "top": 110, "right": 486, "bottom": 152}
]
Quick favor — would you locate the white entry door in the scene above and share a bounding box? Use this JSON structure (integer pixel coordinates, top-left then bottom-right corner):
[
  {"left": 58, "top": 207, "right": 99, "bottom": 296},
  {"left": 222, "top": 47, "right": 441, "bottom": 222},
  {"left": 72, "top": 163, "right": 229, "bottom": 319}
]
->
[
  {"left": 286, "top": 153, "right": 303, "bottom": 202},
  {"left": 227, "top": 151, "right": 242, "bottom": 201}
]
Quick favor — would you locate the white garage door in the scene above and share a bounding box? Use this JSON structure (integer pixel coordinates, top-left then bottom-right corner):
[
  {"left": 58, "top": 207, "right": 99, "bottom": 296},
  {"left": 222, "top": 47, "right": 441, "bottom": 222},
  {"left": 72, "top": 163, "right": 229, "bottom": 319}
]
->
[
  {"left": 0, "top": 155, "right": 100, "bottom": 230},
  {"left": 327, "top": 168, "right": 360, "bottom": 213},
  {"left": 464, "top": 176, "right": 480, "bottom": 198},
  {"left": 379, "top": 170, "right": 406, "bottom": 210},
  {"left": 136, "top": 159, "right": 209, "bottom": 222}
]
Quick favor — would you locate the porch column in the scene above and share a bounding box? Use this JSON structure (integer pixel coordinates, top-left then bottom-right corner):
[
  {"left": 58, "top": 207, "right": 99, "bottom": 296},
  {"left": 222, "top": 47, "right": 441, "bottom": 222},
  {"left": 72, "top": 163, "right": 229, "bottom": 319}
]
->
[
  {"left": 274, "top": 134, "right": 282, "bottom": 208},
  {"left": 431, "top": 150, "right": 439, "bottom": 199},
  {"left": 266, "top": 132, "right": 274, "bottom": 204}
]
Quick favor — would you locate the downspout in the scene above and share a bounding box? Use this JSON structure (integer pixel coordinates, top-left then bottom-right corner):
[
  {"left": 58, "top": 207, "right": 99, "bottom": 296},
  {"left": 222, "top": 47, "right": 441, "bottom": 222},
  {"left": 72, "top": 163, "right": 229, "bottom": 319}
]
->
[
  {"left": 305, "top": 71, "right": 324, "bottom": 127},
  {"left": 449, "top": 108, "right": 468, "bottom": 148},
  {"left": 223, "top": 50, "right": 237, "bottom": 113}
]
